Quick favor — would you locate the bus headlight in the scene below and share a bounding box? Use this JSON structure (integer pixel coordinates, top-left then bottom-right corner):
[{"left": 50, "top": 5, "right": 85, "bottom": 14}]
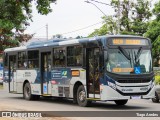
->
[
  {"left": 151, "top": 81, "right": 155, "bottom": 88},
  {"left": 108, "top": 81, "right": 116, "bottom": 90}
]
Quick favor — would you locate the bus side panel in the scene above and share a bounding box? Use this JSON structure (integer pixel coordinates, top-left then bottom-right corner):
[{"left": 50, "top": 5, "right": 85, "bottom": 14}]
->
[
  {"left": 69, "top": 68, "right": 87, "bottom": 98},
  {"left": 50, "top": 68, "right": 86, "bottom": 98},
  {"left": 31, "top": 84, "right": 41, "bottom": 95},
  {"left": 16, "top": 70, "right": 41, "bottom": 95}
]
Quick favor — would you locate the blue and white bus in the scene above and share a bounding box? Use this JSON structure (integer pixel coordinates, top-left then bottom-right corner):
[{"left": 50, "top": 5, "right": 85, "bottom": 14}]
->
[
  {"left": 3, "top": 35, "right": 155, "bottom": 106},
  {"left": 0, "top": 61, "right": 3, "bottom": 70}
]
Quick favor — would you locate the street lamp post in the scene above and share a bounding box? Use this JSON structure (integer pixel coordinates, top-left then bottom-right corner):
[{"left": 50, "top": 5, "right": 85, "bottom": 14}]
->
[
  {"left": 85, "top": 0, "right": 121, "bottom": 34},
  {"left": 85, "top": 1, "right": 108, "bottom": 18}
]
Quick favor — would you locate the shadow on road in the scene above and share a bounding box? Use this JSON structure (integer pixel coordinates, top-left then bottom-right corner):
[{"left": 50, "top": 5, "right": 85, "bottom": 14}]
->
[
  {"left": 7, "top": 95, "right": 150, "bottom": 110},
  {"left": 0, "top": 87, "right": 152, "bottom": 111}
]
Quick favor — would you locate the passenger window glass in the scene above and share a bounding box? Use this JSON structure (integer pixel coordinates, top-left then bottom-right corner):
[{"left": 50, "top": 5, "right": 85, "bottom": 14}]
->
[
  {"left": 28, "top": 51, "right": 39, "bottom": 68},
  {"left": 53, "top": 48, "right": 66, "bottom": 67},
  {"left": 67, "top": 46, "right": 82, "bottom": 66},
  {"left": 18, "top": 52, "right": 27, "bottom": 69}
]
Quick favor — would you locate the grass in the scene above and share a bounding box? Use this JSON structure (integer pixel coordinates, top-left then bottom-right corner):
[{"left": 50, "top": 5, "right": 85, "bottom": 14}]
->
[{"left": 0, "top": 84, "right": 3, "bottom": 89}]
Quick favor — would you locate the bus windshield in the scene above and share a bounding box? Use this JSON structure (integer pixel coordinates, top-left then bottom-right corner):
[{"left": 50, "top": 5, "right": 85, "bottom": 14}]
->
[{"left": 106, "top": 48, "right": 152, "bottom": 74}]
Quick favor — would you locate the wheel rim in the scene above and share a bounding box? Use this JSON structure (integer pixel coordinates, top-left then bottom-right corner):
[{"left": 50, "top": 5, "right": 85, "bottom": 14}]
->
[
  {"left": 153, "top": 94, "right": 158, "bottom": 101},
  {"left": 79, "top": 90, "right": 86, "bottom": 102},
  {"left": 25, "top": 86, "right": 30, "bottom": 98}
]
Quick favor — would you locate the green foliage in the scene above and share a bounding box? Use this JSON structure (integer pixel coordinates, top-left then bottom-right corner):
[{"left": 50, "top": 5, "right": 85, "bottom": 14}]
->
[
  {"left": 89, "top": 0, "right": 152, "bottom": 36},
  {"left": 88, "top": 24, "right": 108, "bottom": 37},
  {"left": 36, "top": 0, "right": 55, "bottom": 15},
  {"left": 0, "top": 0, "right": 56, "bottom": 53},
  {"left": 155, "top": 76, "right": 160, "bottom": 85},
  {"left": 111, "top": 0, "right": 152, "bottom": 35},
  {"left": 144, "top": 1, "right": 160, "bottom": 66}
]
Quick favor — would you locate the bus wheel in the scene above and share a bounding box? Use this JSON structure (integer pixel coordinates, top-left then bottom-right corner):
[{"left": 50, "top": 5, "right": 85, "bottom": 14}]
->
[
  {"left": 114, "top": 100, "right": 128, "bottom": 105},
  {"left": 23, "top": 83, "right": 34, "bottom": 100},
  {"left": 77, "top": 85, "right": 91, "bottom": 107},
  {"left": 152, "top": 92, "right": 159, "bottom": 103}
]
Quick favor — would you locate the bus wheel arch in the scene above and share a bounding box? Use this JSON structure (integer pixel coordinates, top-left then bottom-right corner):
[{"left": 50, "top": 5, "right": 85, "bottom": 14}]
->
[
  {"left": 23, "top": 80, "right": 32, "bottom": 100},
  {"left": 77, "top": 85, "right": 91, "bottom": 107},
  {"left": 23, "top": 80, "right": 40, "bottom": 100},
  {"left": 73, "top": 82, "right": 91, "bottom": 107},
  {"left": 73, "top": 81, "right": 83, "bottom": 104},
  {"left": 152, "top": 92, "right": 159, "bottom": 103}
]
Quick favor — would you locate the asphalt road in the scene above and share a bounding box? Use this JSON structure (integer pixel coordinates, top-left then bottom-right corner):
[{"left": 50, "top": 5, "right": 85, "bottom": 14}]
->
[{"left": 0, "top": 86, "right": 160, "bottom": 120}]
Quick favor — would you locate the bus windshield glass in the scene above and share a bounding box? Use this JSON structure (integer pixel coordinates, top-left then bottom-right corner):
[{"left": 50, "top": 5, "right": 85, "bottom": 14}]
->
[{"left": 106, "top": 48, "right": 152, "bottom": 74}]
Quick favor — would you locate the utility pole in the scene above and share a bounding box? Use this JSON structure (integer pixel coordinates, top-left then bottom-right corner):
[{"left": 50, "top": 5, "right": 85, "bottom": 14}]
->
[{"left": 46, "top": 24, "right": 48, "bottom": 40}]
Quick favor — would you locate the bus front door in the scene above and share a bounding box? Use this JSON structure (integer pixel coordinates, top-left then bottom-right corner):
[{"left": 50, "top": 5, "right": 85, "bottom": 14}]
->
[
  {"left": 8, "top": 55, "right": 17, "bottom": 92},
  {"left": 86, "top": 48, "right": 100, "bottom": 98},
  {"left": 41, "top": 52, "right": 51, "bottom": 95}
]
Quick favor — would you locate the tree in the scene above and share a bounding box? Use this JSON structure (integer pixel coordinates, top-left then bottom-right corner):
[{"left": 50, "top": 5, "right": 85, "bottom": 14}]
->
[
  {"left": 145, "top": 1, "right": 160, "bottom": 66},
  {"left": 88, "top": 24, "right": 109, "bottom": 37},
  {"left": 0, "top": 0, "right": 56, "bottom": 57},
  {"left": 88, "top": 16, "right": 114, "bottom": 37},
  {"left": 89, "top": 0, "right": 152, "bottom": 37},
  {"left": 111, "top": 0, "right": 152, "bottom": 35}
]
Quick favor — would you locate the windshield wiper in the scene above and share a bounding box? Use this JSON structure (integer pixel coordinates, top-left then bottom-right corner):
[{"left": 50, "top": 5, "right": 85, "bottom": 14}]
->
[
  {"left": 118, "top": 46, "right": 131, "bottom": 60},
  {"left": 134, "top": 47, "right": 142, "bottom": 63}
]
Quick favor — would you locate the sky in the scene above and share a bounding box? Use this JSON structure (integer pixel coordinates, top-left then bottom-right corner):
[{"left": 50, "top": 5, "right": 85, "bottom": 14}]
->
[{"left": 25, "top": 0, "right": 114, "bottom": 39}]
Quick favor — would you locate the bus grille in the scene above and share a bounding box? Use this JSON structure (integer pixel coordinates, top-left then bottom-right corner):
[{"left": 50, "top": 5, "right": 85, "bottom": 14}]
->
[
  {"left": 106, "top": 72, "right": 154, "bottom": 83},
  {"left": 117, "top": 79, "right": 151, "bottom": 83}
]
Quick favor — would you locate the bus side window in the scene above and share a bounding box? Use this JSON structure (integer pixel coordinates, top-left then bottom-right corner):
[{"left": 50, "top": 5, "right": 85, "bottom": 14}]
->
[
  {"left": 28, "top": 50, "right": 39, "bottom": 69},
  {"left": 67, "top": 46, "right": 82, "bottom": 66},
  {"left": 53, "top": 47, "right": 66, "bottom": 67},
  {"left": 18, "top": 51, "right": 27, "bottom": 69}
]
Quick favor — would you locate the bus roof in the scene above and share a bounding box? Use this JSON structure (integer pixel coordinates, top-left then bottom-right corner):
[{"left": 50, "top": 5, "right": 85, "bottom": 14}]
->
[
  {"left": 4, "top": 35, "right": 148, "bottom": 52},
  {"left": 27, "top": 36, "right": 108, "bottom": 49},
  {"left": 4, "top": 46, "right": 27, "bottom": 52}
]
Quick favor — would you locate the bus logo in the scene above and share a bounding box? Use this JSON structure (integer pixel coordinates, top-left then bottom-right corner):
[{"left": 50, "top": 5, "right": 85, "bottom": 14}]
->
[{"left": 62, "top": 71, "right": 67, "bottom": 76}]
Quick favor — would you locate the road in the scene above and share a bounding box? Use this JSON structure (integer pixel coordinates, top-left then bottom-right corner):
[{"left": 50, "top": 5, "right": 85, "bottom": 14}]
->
[{"left": 0, "top": 86, "right": 160, "bottom": 120}]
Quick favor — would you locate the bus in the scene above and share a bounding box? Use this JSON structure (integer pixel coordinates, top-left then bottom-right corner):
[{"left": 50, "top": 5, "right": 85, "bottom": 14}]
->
[
  {"left": 0, "top": 59, "right": 3, "bottom": 70},
  {"left": 3, "top": 35, "right": 155, "bottom": 107},
  {"left": 0, "top": 59, "right": 3, "bottom": 84}
]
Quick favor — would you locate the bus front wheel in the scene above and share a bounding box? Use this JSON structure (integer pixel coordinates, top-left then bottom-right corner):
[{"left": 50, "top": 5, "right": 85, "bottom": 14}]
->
[
  {"left": 23, "top": 83, "right": 40, "bottom": 100},
  {"left": 77, "top": 85, "right": 91, "bottom": 107},
  {"left": 152, "top": 92, "right": 159, "bottom": 103},
  {"left": 114, "top": 100, "right": 128, "bottom": 105}
]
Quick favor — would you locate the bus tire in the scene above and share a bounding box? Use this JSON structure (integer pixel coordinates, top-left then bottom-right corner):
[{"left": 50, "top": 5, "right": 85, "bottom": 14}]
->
[
  {"left": 77, "top": 85, "right": 91, "bottom": 107},
  {"left": 23, "top": 83, "right": 34, "bottom": 100},
  {"left": 114, "top": 100, "right": 128, "bottom": 105},
  {"left": 152, "top": 92, "right": 159, "bottom": 103}
]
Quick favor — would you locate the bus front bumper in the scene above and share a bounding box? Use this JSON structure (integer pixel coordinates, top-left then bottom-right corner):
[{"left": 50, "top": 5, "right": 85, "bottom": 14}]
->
[{"left": 100, "top": 84, "right": 156, "bottom": 101}]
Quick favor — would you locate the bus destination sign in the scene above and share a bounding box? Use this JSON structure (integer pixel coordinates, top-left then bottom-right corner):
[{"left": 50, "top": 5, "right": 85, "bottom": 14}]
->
[{"left": 112, "top": 38, "right": 148, "bottom": 45}]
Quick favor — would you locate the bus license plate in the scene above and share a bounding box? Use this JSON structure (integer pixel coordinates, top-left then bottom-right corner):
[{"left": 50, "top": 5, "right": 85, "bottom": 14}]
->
[{"left": 131, "top": 96, "right": 141, "bottom": 99}]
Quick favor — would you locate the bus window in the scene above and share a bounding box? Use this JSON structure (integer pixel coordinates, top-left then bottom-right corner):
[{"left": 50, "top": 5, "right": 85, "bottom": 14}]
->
[
  {"left": 28, "top": 50, "right": 39, "bottom": 68},
  {"left": 53, "top": 47, "right": 66, "bottom": 67},
  {"left": 18, "top": 52, "right": 27, "bottom": 69},
  {"left": 67, "top": 46, "right": 82, "bottom": 66}
]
